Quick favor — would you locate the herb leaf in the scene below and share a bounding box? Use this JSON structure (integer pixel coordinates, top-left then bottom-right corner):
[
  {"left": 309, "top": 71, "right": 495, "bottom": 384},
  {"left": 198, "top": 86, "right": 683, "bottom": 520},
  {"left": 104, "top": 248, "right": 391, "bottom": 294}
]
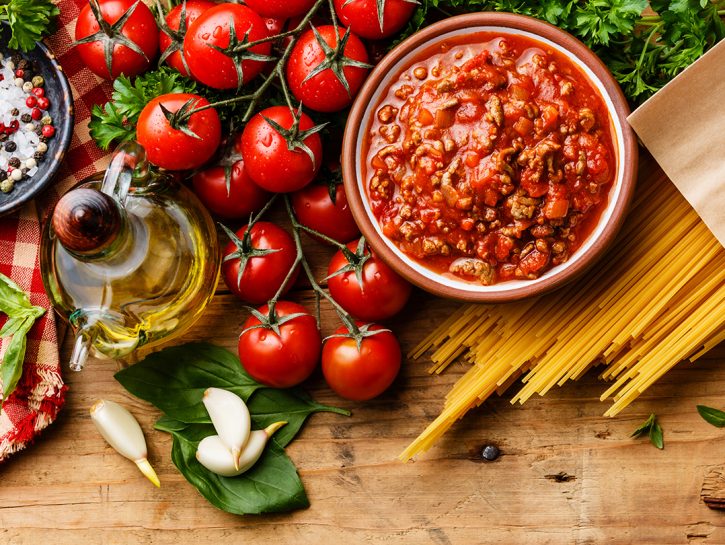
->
[
  {"left": 697, "top": 405, "right": 725, "bottom": 428},
  {"left": 89, "top": 68, "right": 197, "bottom": 149},
  {"left": 0, "top": 0, "right": 59, "bottom": 52},
  {"left": 631, "top": 413, "right": 664, "bottom": 449},
  {"left": 0, "top": 273, "right": 46, "bottom": 404},
  {"left": 155, "top": 418, "right": 309, "bottom": 514},
  {"left": 248, "top": 388, "right": 350, "bottom": 447},
  {"left": 115, "top": 342, "right": 263, "bottom": 422}
]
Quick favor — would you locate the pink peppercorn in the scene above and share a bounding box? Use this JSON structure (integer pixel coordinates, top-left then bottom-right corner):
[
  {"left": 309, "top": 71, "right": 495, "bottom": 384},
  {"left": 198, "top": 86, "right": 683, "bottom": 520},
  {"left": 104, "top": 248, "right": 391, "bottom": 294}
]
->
[{"left": 42, "top": 125, "right": 55, "bottom": 138}]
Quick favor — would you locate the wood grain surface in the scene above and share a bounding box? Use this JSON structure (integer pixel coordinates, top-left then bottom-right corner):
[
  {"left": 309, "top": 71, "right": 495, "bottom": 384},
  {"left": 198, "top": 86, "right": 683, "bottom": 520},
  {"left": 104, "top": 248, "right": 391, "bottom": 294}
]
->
[{"left": 1, "top": 156, "right": 723, "bottom": 545}]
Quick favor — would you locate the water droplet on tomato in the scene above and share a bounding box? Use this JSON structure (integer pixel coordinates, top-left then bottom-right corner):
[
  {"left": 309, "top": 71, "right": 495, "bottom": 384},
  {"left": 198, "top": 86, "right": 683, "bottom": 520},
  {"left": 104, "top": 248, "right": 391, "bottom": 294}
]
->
[
  {"left": 261, "top": 132, "right": 273, "bottom": 147},
  {"left": 305, "top": 202, "right": 311, "bottom": 209},
  {"left": 342, "top": 277, "right": 349, "bottom": 284},
  {"left": 374, "top": 272, "right": 382, "bottom": 280},
  {"left": 259, "top": 332, "right": 266, "bottom": 341},
  {"left": 213, "top": 26, "right": 222, "bottom": 38},
  {"left": 201, "top": 32, "right": 211, "bottom": 40}
]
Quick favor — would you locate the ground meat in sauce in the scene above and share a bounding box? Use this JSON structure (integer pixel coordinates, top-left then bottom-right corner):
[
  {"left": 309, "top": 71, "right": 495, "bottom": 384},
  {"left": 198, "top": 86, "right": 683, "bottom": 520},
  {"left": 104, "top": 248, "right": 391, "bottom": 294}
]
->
[{"left": 364, "top": 34, "right": 615, "bottom": 285}]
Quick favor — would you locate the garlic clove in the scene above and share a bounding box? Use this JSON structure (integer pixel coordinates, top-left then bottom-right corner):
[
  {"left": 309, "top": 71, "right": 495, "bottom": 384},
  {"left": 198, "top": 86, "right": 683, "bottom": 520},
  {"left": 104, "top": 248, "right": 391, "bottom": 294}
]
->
[
  {"left": 202, "top": 387, "right": 251, "bottom": 470},
  {"left": 195, "top": 421, "right": 287, "bottom": 477},
  {"left": 90, "top": 399, "right": 160, "bottom": 488}
]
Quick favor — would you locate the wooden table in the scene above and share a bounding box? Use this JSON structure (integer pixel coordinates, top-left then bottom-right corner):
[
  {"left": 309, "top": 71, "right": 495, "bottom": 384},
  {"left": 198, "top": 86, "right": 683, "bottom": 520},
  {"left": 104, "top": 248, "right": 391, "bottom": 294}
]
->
[{"left": 1, "top": 156, "right": 723, "bottom": 544}]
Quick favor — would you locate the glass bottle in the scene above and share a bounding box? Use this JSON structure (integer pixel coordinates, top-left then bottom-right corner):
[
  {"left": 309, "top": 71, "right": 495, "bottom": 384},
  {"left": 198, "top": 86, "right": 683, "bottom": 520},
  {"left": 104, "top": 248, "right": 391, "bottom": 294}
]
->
[{"left": 40, "top": 143, "right": 220, "bottom": 371}]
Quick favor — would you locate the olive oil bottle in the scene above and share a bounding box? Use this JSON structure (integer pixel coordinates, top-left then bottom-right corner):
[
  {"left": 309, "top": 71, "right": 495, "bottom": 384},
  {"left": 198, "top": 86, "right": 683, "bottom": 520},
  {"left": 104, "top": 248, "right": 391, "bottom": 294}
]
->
[{"left": 40, "top": 143, "right": 220, "bottom": 370}]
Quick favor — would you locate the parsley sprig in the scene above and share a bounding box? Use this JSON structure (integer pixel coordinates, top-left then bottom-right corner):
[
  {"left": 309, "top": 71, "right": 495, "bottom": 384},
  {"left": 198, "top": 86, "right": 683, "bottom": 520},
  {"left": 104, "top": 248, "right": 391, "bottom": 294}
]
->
[
  {"left": 631, "top": 413, "right": 664, "bottom": 449},
  {"left": 0, "top": 0, "right": 59, "bottom": 51},
  {"left": 399, "top": 0, "right": 725, "bottom": 103}
]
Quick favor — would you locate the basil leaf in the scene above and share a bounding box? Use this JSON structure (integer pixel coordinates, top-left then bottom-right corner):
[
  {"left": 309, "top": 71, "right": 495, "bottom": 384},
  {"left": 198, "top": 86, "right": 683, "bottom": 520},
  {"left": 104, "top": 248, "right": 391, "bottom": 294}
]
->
[
  {"left": 0, "top": 315, "right": 33, "bottom": 402},
  {"left": 630, "top": 413, "right": 655, "bottom": 438},
  {"left": 0, "top": 273, "right": 34, "bottom": 315},
  {"left": 115, "top": 342, "right": 262, "bottom": 422},
  {"left": 156, "top": 418, "right": 309, "bottom": 515},
  {"left": 248, "top": 388, "right": 350, "bottom": 447},
  {"left": 697, "top": 405, "right": 725, "bottom": 428},
  {"left": 649, "top": 420, "right": 664, "bottom": 449}
]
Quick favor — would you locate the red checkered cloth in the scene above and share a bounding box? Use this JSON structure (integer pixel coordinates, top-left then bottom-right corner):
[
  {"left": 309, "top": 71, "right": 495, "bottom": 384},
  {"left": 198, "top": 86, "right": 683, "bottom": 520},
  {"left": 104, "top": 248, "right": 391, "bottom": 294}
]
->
[{"left": 0, "top": 0, "right": 113, "bottom": 462}]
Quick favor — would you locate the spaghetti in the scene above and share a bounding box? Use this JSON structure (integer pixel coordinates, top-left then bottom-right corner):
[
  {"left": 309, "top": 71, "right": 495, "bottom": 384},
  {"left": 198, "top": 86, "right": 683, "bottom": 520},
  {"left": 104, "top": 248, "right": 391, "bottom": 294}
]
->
[{"left": 401, "top": 168, "right": 724, "bottom": 461}]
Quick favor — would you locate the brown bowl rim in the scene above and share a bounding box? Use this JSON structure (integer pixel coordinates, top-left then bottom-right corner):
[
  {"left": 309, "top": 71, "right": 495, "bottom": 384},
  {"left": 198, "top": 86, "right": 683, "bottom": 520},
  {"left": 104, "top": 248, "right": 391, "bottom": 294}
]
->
[{"left": 342, "top": 12, "right": 638, "bottom": 303}]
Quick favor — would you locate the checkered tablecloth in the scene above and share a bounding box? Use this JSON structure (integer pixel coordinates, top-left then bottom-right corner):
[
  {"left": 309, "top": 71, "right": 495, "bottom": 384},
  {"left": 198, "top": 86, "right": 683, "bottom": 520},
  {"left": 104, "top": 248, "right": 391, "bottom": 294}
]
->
[{"left": 0, "top": 0, "right": 113, "bottom": 462}]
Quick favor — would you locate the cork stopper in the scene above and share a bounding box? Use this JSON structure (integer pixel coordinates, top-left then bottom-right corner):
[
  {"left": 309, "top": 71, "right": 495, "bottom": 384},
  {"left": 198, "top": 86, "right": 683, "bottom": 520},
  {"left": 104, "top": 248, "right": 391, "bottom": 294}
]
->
[{"left": 51, "top": 188, "right": 122, "bottom": 255}]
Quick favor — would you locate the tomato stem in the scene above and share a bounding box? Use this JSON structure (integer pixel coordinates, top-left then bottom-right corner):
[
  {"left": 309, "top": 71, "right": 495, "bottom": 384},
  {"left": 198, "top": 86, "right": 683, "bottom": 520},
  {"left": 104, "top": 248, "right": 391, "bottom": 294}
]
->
[
  {"left": 282, "top": 195, "right": 361, "bottom": 335},
  {"left": 175, "top": 0, "right": 328, "bottom": 123}
]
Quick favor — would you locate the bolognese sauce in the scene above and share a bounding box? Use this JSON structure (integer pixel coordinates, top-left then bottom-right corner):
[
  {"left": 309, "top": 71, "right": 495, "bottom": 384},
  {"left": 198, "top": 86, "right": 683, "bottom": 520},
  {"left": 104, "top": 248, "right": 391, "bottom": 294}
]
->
[{"left": 364, "top": 32, "right": 616, "bottom": 284}]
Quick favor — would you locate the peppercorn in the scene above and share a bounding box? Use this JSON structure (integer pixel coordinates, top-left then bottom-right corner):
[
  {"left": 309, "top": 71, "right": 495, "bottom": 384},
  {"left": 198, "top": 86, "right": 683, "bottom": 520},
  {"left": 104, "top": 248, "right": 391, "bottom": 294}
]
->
[
  {"left": 20, "top": 113, "right": 31, "bottom": 123},
  {"left": 0, "top": 178, "right": 13, "bottom": 193},
  {"left": 8, "top": 157, "right": 20, "bottom": 168},
  {"left": 10, "top": 108, "right": 18, "bottom": 116},
  {"left": 33, "top": 151, "right": 44, "bottom": 160},
  {"left": 0, "top": 170, "right": 6, "bottom": 182},
  {"left": 0, "top": 133, "right": 7, "bottom": 142},
  {"left": 5, "top": 141, "right": 17, "bottom": 152},
  {"left": 32, "top": 75, "right": 44, "bottom": 88},
  {"left": 481, "top": 445, "right": 500, "bottom": 461}
]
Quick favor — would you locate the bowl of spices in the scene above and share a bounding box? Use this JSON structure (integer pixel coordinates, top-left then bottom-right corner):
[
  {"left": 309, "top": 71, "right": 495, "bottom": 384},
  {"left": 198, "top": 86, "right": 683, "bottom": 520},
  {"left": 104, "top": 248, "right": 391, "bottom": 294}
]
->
[
  {"left": 0, "top": 26, "right": 73, "bottom": 216},
  {"left": 342, "top": 13, "right": 637, "bottom": 302}
]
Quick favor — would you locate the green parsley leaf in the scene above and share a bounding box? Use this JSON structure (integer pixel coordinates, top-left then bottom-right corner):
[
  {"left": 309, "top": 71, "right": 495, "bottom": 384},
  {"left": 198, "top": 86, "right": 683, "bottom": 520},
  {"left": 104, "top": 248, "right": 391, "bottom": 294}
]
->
[
  {"left": 697, "top": 405, "right": 725, "bottom": 428},
  {"left": 0, "top": 0, "right": 59, "bottom": 51},
  {"left": 89, "top": 67, "right": 197, "bottom": 150}
]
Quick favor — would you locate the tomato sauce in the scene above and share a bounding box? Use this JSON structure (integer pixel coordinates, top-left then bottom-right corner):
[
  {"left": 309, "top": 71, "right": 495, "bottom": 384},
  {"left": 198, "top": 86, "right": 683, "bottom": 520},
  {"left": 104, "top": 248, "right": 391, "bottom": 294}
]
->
[{"left": 363, "top": 32, "right": 616, "bottom": 284}]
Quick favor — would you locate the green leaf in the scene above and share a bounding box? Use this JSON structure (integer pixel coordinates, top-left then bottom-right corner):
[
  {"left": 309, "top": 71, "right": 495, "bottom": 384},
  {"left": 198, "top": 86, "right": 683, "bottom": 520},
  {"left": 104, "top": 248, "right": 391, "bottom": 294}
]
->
[
  {"left": 0, "top": 0, "right": 59, "bottom": 51},
  {"left": 156, "top": 418, "right": 309, "bottom": 515},
  {"left": 631, "top": 413, "right": 664, "bottom": 449},
  {"left": 0, "top": 272, "right": 34, "bottom": 315},
  {"left": 697, "top": 405, "right": 725, "bottom": 428},
  {"left": 114, "top": 342, "right": 263, "bottom": 422},
  {"left": 247, "top": 388, "right": 350, "bottom": 447},
  {"left": 0, "top": 315, "right": 32, "bottom": 402}
]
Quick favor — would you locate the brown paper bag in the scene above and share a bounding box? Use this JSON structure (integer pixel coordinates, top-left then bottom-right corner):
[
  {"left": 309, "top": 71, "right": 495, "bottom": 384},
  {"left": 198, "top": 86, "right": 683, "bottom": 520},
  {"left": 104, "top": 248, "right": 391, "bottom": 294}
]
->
[{"left": 627, "top": 39, "right": 725, "bottom": 247}]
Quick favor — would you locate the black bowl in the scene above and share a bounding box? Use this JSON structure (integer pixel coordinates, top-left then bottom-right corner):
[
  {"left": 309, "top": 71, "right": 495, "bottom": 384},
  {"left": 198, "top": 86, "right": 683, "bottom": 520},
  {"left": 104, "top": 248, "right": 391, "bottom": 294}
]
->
[{"left": 0, "top": 24, "right": 74, "bottom": 216}]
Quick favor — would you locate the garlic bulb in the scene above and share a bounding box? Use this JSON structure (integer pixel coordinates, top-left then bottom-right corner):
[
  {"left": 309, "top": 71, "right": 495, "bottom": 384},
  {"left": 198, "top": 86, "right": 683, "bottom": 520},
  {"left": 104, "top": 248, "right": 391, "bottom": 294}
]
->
[
  {"left": 202, "top": 387, "right": 251, "bottom": 470},
  {"left": 196, "top": 421, "right": 286, "bottom": 477},
  {"left": 90, "top": 399, "right": 160, "bottom": 487}
]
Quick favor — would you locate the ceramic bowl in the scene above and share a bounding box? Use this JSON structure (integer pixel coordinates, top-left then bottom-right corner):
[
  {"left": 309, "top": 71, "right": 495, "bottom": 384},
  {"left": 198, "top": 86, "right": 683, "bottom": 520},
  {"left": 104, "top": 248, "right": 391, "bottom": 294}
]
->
[
  {"left": 0, "top": 25, "right": 74, "bottom": 217},
  {"left": 342, "top": 12, "right": 638, "bottom": 303}
]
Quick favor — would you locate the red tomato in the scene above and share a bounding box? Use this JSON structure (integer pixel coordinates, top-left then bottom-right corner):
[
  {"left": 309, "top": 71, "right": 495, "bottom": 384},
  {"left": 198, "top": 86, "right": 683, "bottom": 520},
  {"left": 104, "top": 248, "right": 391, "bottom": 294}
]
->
[
  {"left": 183, "top": 4, "right": 271, "bottom": 89},
  {"left": 287, "top": 25, "right": 370, "bottom": 113},
  {"left": 74, "top": 0, "right": 159, "bottom": 79},
  {"left": 159, "top": 0, "right": 215, "bottom": 77},
  {"left": 192, "top": 160, "right": 270, "bottom": 219},
  {"left": 322, "top": 324, "right": 401, "bottom": 401},
  {"left": 238, "top": 301, "right": 321, "bottom": 388},
  {"left": 332, "top": 0, "right": 416, "bottom": 40},
  {"left": 244, "top": 0, "right": 316, "bottom": 18},
  {"left": 327, "top": 240, "right": 412, "bottom": 321},
  {"left": 222, "top": 221, "right": 299, "bottom": 304},
  {"left": 291, "top": 183, "right": 360, "bottom": 244},
  {"left": 236, "top": 106, "right": 323, "bottom": 192},
  {"left": 136, "top": 93, "right": 221, "bottom": 171}
]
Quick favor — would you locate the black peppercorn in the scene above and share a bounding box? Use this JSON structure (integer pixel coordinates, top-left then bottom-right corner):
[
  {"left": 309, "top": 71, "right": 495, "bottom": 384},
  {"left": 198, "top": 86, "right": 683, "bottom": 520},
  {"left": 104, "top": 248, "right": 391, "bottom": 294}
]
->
[
  {"left": 8, "top": 157, "right": 20, "bottom": 168},
  {"left": 39, "top": 136, "right": 48, "bottom": 143},
  {"left": 5, "top": 141, "right": 17, "bottom": 152},
  {"left": 0, "top": 171, "right": 6, "bottom": 182},
  {"left": 10, "top": 108, "right": 19, "bottom": 116},
  {"left": 0, "top": 133, "right": 7, "bottom": 142},
  {"left": 20, "top": 113, "right": 31, "bottom": 123},
  {"left": 481, "top": 445, "right": 500, "bottom": 461},
  {"left": 34, "top": 151, "right": 45, "bottom": 161}
]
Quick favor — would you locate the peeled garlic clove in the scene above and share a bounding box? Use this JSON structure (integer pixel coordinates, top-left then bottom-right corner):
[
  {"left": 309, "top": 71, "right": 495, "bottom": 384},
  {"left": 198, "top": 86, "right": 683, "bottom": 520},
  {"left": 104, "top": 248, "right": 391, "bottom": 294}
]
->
[
  {"left": 90, "top": 399, "right": 160, "bottom": 488},
  {"left": 196, "top": 421, "right": 287, "bottom": 477},
  {"left": 202, "top": 387, "right": 251, "bottom": 470}
]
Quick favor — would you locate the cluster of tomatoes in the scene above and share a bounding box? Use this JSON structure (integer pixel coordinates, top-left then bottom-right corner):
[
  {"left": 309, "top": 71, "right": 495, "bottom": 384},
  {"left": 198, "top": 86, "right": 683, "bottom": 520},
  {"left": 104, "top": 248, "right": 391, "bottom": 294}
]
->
[{"left": 73, "top": 0, "right": 419, "bottom": 401}]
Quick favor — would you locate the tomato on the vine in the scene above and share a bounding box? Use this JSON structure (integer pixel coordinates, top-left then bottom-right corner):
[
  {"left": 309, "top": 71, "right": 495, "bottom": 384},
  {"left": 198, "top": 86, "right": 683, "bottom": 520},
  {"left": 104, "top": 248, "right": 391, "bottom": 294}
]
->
[
  {"left": 327, "top": 240, "right": 412, "bottom": 321},
  {"left": 136, "top": 93, "right": 221, "bottom": 171},
  {"left": 291, "top": 182, "right": 360, "bottom": 244},
  {"left": 158, "top": 0, "right": 215, "bottom": 77},
  {"left": 245, "top": 0, "right": 317, "bottom": 19},
  {"left": 74, "top": 0, "right": 159, "bottom": 79},
  {"left": 183, "top": 3, "right": 271, "bottom": 90},
  {"left": 238, "top": 301, "right": 321, "bottom": 388},
  {"left": 332, "top": 0, "right": 416, "bottom": 40},
  {"left": 237, "top": 106, "right": 324, "bottom": 193},
  {"left": 192, "top": 160, "right": 270, "bottom": 220},
  {"left": 322, "top": 324, "right": 401, "bottom": 401},
  {"left": 287, "top": 25, "right": 370, "bottom": 113},
  {"left": 221, "top": 221, "right": 298, "bottom": 305}
]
